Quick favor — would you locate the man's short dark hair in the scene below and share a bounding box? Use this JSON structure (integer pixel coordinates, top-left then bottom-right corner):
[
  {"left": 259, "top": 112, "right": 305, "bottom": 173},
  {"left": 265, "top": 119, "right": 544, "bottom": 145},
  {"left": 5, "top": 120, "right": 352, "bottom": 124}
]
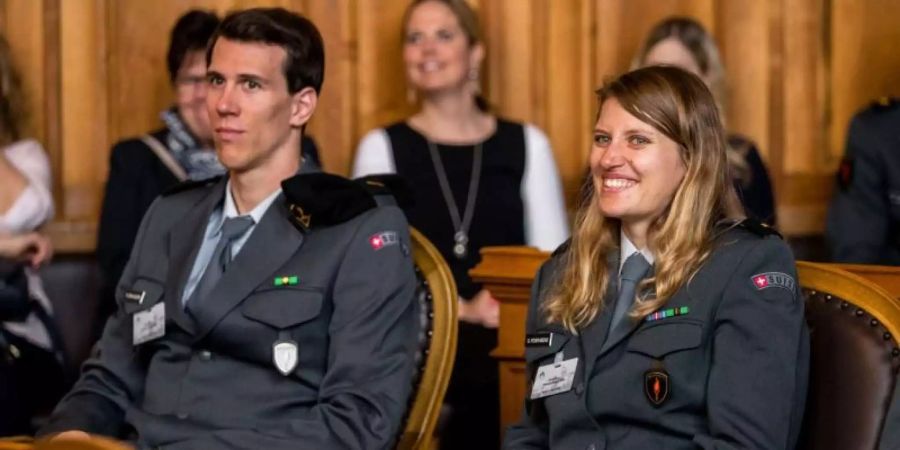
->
[
  {"left": 207, "top": 8, "right": 325, "bottom": 95},
  {"left": 167, "top": 10, "right": 220, "bottom": 84}
]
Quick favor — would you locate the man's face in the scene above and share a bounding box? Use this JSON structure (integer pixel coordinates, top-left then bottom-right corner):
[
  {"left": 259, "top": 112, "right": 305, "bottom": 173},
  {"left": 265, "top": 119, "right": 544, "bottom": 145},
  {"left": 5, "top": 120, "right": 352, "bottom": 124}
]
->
[
  {"left": 205, "top": 38, "right": 313, "bottom": 175},
  {"left": 174, "top": 49, "right": 212, "bottom": 143}
]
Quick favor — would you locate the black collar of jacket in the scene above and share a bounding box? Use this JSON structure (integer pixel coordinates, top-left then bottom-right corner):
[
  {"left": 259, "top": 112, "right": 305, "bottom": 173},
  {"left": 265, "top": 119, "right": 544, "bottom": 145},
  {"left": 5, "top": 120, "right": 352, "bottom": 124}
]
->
[
  {"left": 715, "top": 217, "right": 782, "bottom": 239},
  {"left": 280, "top": 173, "right": 412, "bottom": 232}
]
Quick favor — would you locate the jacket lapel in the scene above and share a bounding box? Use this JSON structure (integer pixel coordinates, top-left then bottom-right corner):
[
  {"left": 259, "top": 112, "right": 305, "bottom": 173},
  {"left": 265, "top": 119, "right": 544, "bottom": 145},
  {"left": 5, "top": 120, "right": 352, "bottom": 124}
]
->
[
  {"left": 191, "top": 194, "right": 304, "bottom": 341},
  {"left": 164, "top": 179, "right": 227, "bottom": 334}
]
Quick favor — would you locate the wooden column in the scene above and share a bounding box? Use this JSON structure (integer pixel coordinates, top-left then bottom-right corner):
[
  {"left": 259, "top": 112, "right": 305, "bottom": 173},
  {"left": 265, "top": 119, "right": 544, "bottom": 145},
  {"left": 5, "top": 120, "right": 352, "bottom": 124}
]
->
[{"left": 469, "top": 246, "right": 549, "bottom": 440}]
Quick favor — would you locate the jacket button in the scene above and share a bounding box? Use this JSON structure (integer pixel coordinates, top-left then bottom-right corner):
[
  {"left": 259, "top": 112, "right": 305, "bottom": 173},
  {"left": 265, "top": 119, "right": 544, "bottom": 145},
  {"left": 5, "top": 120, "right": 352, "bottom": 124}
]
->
[
  {"left": 198, "top": 350, "right": 212, "bottom": 361},
  {"left": 176, "top": 412, "right": 189, "bottom": 420},
  {"left": 586, "top": 444, "right": 596, "bottom": 450},
  {"left": 574, "top": 382, "right": 584, "bottom": 395}
]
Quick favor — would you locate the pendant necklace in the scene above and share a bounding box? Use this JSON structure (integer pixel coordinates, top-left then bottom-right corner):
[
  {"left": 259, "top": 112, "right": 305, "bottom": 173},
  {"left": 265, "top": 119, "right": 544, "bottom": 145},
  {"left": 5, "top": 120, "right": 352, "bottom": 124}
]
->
[{"left": 426, "top": 139, "right": 483, "bottom": 259}]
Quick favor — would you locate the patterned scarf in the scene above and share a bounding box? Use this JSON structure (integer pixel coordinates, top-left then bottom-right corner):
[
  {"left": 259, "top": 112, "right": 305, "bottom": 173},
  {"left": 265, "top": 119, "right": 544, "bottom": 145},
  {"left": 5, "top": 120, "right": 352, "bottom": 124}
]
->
[{"left": 161, "top": 108, "right": 225, "bottom": 181}]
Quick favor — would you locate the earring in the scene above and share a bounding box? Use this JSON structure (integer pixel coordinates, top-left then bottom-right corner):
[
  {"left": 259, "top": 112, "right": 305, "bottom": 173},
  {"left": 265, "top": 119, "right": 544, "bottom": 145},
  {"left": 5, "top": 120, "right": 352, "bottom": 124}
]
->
[{"left": 468, "top": 67, "right": 481, "bottom": 96}]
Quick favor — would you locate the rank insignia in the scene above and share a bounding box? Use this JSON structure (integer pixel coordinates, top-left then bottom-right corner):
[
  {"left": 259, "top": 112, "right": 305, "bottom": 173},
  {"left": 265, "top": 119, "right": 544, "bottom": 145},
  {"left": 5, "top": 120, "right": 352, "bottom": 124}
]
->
[
  {"left": 751, "top": 272, "right": 795, "bottom": 292},
  {"left": 645, "top": 306, "right": 689, "bottom": 322},
  {"left": 369, "top": 231, "right": 399, "bottom": 251},
  {"left": 274, "top": 276, "right": 299, "bottom": 287},
  {"left": 289, "top": 204, "right": 312, "bottom": 230},
  {"left": 644, "top": 368, "right": 670, "bottom": 406}
]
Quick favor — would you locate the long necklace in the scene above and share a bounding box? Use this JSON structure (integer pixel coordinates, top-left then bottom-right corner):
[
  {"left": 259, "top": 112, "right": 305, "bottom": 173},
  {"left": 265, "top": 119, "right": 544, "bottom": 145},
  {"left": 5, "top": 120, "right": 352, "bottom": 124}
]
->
[{"left": 426, "top": 139, "right": 483, "bottom": 259}]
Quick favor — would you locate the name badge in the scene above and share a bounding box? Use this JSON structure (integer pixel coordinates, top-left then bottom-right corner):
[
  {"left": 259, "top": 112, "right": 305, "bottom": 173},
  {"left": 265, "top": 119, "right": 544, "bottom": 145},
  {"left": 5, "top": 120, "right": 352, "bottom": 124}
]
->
[
  {"left": 531, "top": 354, "right": 578, "bottom": 400},
  {"left": 133, "top": 302, "right": 165, "bottom": 345},
  {"left": 525, "top": 332, "right": 553, "bottom": 347}
]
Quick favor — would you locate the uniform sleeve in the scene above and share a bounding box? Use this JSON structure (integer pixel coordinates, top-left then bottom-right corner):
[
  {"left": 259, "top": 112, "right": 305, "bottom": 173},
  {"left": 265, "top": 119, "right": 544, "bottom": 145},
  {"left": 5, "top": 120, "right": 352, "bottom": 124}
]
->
[
  {"left": 826, "top": 113, "right": 889, "bottom": 263},
  {"left": 503, "top": 262, "right": 551, "bottom": 449},
  {"left": 38, "top": 199, "right": 163, "bottom": 437},
  {"left": 194, "top": 206, "right": 419, "bottom": 450},
  {"left": 694, "top": 237, "right": 809, "bottom": 449},
  {"left": 0, "top": 140, "right": 54, "bottom": 233},
  {"left": 351, "top": 129, "right": 396, "bottom": 178},
  {"left": 521, "top": 124, "right": 569, "bottom": 252}
]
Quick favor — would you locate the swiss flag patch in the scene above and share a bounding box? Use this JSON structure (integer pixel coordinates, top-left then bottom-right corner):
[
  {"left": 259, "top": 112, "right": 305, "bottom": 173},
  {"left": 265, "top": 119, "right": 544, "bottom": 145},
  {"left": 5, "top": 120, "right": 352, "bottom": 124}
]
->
[{"left": 369, "top": 231, "right": 398, "bottom": 251}]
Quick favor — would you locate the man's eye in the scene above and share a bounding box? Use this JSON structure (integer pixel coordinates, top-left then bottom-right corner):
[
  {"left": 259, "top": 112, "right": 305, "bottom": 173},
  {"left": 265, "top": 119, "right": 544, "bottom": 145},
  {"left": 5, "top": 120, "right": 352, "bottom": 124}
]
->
[
  {"left": 207, "top": 75, "right": 224, "bottom": 86},
  {"left": 245, "top": 80, "right": 261, "bottom": 90}
]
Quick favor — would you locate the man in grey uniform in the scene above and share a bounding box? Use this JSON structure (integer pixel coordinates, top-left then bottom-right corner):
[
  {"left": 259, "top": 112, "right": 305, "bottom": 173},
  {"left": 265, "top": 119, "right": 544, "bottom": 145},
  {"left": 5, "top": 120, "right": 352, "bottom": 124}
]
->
[
  {"left": 39, "top": 8, "right": 418, "bottom": 450},
  {"left": 826, "top": 97, "right": 900, "bottom": 265}
]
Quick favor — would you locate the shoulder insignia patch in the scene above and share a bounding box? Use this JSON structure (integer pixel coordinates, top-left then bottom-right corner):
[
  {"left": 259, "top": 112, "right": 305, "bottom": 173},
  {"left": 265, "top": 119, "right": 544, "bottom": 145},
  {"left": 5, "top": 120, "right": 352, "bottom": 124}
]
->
[
  {"left": 751, "top": 272, "right": 795, "bottom": 292},
  {"left": 162, "top": 175, "right": 222, "bottom": 197},
  {"left": 369, "top": 230, "right": 399, "bottom": 250}
]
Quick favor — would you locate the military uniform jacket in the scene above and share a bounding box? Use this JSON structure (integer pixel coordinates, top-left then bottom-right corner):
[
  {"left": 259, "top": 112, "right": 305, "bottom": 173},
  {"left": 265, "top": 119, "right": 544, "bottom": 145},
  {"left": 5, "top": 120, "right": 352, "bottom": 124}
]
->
[
  {"left": 504, "top": 225, "right": 809, "bottom": 450},
  {"left": 826, "top": 99, "right": 900, "bottom": 265},
  {"left": 41, "top": 174, "right": 419, "bottom": 450}
]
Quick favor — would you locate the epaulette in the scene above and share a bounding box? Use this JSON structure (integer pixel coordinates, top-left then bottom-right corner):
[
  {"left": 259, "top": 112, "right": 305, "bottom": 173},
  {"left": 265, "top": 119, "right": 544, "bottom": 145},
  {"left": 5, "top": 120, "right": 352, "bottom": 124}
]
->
[
  {"left": 280, "top": 173, "right": 382, "bottom": 232},
  {"left": 161, "top": 175, "right": 222, "bottom": 197},
  {"left": 716, "top": 217, "right": 782, "bottom": 239},
  {"left": 355, "top": 174, "right": 414, "bottom": 209},
  {"left": 551, "top": 238, "right": 572, "bottom": 257}
]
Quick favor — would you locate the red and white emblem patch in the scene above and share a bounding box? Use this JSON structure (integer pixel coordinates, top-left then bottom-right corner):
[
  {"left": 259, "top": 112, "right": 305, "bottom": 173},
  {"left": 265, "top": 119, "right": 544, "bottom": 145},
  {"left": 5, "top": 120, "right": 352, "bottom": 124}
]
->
[
  {"left": 369, "top": 231, "right": 398, "bottom": 251},
  {"left": 751, "top": 272, "right": 795, "bottom": 292}
]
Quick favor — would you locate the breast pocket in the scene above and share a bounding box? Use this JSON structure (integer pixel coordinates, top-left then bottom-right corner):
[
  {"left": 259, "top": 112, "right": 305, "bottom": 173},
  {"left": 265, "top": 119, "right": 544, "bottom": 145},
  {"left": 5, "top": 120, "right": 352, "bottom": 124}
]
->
[
  {"left": 524, "top": 328, "right": 572, "bottom": 365},
  {"left": 626, "top": 321, "right": 703, "bottom": 360},
  {"left": 240, "top": 287, "right": 324, "bottom": 329}
]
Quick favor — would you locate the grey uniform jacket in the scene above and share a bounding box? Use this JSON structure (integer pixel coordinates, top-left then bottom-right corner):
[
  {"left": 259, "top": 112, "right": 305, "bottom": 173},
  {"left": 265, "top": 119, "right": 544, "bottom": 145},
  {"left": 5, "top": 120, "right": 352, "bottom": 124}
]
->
[
  {"left": 40, "top": 172, "right": 419, "bottom": 450},
  {"left": 504, "top": 223, "right": 809, "bottom": 450},
  {"left": 826, "top": 98, "right": 900, "bottom": 265}
]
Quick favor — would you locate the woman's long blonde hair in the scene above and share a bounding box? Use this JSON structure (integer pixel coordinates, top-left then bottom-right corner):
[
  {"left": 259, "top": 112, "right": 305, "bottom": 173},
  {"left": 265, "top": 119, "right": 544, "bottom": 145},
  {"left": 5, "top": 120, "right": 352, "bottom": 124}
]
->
[
  {"left": 631, "top": 17, "right": 753, "bottom": 185},
  {"left": 544, "top": 66, "right": 744, "bottom": 332}
]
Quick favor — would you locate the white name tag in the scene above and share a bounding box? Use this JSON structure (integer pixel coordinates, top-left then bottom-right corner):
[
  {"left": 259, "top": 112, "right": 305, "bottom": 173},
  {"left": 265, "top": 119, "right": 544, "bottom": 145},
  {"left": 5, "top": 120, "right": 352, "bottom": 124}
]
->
[
  {"left": 531, "top": 356, "right": 578, "bottom": 400},
  {"left": 133, "top": 302, "right": 165, "bottom": 345}
]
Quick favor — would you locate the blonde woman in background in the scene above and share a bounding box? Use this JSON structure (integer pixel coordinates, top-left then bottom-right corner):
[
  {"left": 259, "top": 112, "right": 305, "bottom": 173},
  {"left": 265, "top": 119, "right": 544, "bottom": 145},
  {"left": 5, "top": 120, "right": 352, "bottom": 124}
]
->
[
  {"left": 352, "top": 0, "right": 568, "bottom": 447},
  {"left": 633, "top": 17, "right": 777, "bottom": 226}
]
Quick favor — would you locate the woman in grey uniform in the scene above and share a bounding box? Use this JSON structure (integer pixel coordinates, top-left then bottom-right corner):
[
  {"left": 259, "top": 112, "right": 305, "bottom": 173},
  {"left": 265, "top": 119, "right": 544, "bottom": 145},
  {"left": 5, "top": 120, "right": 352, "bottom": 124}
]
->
[{"left": 504, "top": 66, "right": 809, "bottom": 450}]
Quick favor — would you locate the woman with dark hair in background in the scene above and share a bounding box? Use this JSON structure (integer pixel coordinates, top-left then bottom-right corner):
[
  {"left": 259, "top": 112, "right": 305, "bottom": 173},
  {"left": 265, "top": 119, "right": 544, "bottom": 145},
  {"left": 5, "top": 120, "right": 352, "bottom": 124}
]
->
[
  {"left": 633, "top": 17, "right": 777, "bottom": 226},
  {"left": 504, "top": 66, "right": 808, "bottom": 449},
  {"left": 352, "top": 0, "right": 569, "bottom": 447}
]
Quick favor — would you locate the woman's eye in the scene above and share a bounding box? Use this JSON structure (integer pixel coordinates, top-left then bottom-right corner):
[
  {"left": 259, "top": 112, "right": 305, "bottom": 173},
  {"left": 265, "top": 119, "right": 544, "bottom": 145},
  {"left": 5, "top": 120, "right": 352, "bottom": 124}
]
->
[
  {"left": 629, "top": 135, "right": 650, "bottom": 145},
  {"left": 593, "top": 134, "right": 610, "bottom": 145},
  {"left": 405, "top": 32, "right": 421, "bottom": 44},
  {"left": 437, "top": 29, "right": 455, "bottom": 41}
]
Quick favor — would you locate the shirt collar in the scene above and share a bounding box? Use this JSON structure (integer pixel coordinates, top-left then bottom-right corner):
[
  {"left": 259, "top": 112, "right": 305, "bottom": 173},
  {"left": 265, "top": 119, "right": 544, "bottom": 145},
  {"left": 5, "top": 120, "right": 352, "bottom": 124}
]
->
[
  {"left": 619, "top": 229, "right": 655, "bottom": 274},
  {"left": 208, "top": 180, "right": 282, "bottom": 238}
]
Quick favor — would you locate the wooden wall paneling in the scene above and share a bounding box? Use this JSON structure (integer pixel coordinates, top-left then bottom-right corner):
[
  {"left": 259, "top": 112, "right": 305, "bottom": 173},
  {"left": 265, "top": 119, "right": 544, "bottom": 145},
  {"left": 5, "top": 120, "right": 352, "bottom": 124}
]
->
[
  {"left": 776, "top": 0, "right": 830, "bottom": 236},
  {"left": 542, "top": 0, "right": 595, "bottom": 207},
  {"left": 715, "top": 0, "right": 770, "bottom": 160},
  {"left": 355, "top": 0, "right": 413, "bottom": 154},
  {"left": 49, "top": 0, "right": 109, "bottom": 251},
  {"left": 830, "top": 0, "right": 900, "bottom": 164},
  {"left": 305, "top": 0, "right": 356, "bottom": 175},
  {"left": 481, "top": 0, "right": 538, "bottom": 123}
]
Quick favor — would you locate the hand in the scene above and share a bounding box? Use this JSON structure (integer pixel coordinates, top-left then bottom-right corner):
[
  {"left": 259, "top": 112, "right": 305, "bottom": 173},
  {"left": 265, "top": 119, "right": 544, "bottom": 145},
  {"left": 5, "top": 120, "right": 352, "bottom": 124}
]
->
[
  {"left": 0, "top": 232, "right": 53, "bottom": 268},
  {"left": 458, "top": 289, "right": 500, "bottom": 329}
]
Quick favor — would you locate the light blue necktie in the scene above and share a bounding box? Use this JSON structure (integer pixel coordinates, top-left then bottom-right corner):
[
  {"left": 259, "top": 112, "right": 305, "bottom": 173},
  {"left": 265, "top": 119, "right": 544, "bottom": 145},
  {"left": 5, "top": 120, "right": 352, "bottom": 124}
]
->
[{"left": 186, "top": 215, "right": 254, "bottom": 313}]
